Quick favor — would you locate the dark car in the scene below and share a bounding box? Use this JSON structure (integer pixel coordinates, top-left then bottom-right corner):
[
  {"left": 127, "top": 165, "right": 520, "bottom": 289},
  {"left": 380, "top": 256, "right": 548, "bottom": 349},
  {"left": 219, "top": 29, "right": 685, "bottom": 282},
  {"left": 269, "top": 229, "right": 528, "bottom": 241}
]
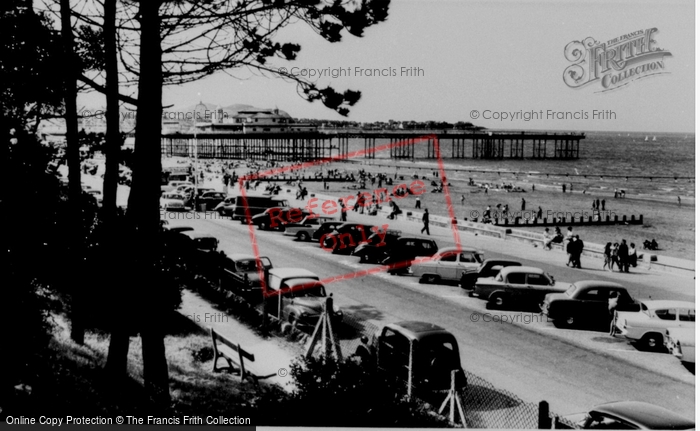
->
[
  {"left": 460, "top": 259, "right": 522, "bottom": 291},
  {"left": 352, "top": 229, "right": 403, "bottom": 263},
  {"left": 474, "top": 266, "right": 568, "bottom": 309},
  {"left": 230, "top": 196, "right": 290, "bottom": 222},
  {"left": 541, "top": 281, "right": 639, "bottom": 329},
  {"left": 355, "top": 321, "right": 466, "bottom": 394},
  {"left": 321, "top": 223, "right": 375, "bottom": 254},
  {"left": 219, "top": 253, "right": 273, "bottom": 302},
  {"left": 561, "top": 401, "right": 694, "bottom": 429},
  {"left": 313, "top": 221, "right": 346, "bottom": 242},
  {"left": 251, "top": 207, "right": 309, "bottom": 231},
  {"left": 179, "top": 231, "right": 220, "bottom": 275},
  {"left": 198, "top": 191, "right": 227, "bottom": 211},
  {"left": 382, "top": 237, "right": 439, "bottom": 274}
]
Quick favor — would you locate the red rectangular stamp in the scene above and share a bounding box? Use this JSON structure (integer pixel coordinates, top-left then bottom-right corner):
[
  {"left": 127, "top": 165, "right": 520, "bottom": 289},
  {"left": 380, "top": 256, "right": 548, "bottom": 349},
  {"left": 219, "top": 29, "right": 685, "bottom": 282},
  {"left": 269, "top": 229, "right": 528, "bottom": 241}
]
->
[{"left": 237, "top": 134, "right": 462, "bottom": 298}]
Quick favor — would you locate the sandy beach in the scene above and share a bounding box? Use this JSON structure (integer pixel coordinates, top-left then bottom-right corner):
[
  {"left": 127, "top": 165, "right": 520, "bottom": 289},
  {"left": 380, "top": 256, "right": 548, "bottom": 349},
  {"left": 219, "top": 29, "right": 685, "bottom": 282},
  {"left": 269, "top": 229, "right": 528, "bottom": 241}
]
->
[{"left": 224, "top": 159, "right": 694, "bottom": 260}]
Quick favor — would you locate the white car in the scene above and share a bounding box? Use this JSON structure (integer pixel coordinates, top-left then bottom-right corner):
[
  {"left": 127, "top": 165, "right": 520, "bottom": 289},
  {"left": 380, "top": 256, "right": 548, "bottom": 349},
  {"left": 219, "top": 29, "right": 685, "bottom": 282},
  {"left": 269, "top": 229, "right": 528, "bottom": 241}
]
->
[
  {"left": 283, "top": 215, "right": 336, "bottom": 241},
  {"left": 160, "top": 192, "right": 189, "bottom": 211},
  {"left": 615, "top": 300, "right": 695, "bottom": 350},
  {"left": 665, "top": 327, "right": 695, "bottom": 364},
  {"left": 411, "top": 247, "right": 484, "bottom": 284}
]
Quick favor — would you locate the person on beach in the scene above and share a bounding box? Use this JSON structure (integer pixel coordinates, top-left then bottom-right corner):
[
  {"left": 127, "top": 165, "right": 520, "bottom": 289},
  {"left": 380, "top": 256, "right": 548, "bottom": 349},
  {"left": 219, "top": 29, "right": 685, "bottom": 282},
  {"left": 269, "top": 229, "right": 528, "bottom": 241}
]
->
[
  {"left": 421, "top": 208, "right": 430, "bottom": 235},
  {"left": 628, "top": 242, "right": 637, "bottom": 268},
  {"left": 618, "top": 239, "right": 629, "bottom": 273},
  {"left": 532, "top": 184, "right": 535, "bottom": 192},
  {"left": 614, "top": 188, "right": 618, "bottom": 198},
  {"left": 562, "top": 184, "right": 566, "bottom": 193},
  {"left": 521, "top": 198, "right": 526, "bottom": 211},
  {"left": 537, "top": 206, "right": 543, "bottom": 220},
  {"left": 603, "top": 242, "right": 613, "bottom": 270},
  {"left": 415, "top": 197, "right": 421, "bottom": 209},
  {"left": 678, "top": 196, "right": 681, "bottom": 206},
  {"left": 601, "top": 199, "right": 606, "bottom": 211},
  {"left": 461, "top": 195, "right": 465, "bottom": 205}
]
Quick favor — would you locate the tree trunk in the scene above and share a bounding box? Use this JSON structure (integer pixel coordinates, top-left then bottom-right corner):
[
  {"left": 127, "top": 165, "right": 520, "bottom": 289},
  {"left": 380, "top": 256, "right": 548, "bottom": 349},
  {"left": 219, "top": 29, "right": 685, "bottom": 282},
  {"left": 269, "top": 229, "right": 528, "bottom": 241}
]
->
[
  {"left": 60, "top": 0, "right": 85, "bottom": 345},
  {"left": 129, "top": 0, "right": 169, "bottom": 406},
  {"left": 102, "top": 0, "right": 120, "bottom": 219}
]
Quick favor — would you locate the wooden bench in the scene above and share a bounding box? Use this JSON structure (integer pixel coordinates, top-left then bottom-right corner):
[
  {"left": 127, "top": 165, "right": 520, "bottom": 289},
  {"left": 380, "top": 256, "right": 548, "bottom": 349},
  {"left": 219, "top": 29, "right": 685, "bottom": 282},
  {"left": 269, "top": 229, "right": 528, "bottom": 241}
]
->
[{"left": 210, "top": 327, "right": 276, "bottom": 385}]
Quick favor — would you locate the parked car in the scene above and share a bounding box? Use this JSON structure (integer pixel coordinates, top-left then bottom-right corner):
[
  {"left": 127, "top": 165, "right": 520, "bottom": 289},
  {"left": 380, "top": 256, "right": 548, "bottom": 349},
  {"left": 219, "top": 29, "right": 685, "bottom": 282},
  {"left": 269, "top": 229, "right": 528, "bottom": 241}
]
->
[
  {"left": 214, "top": 196, "right": 237, "bottom": 216},
  {"left": 352, "top": 229, "right": 403, "bottom": 263},
  {"left": 321, "top": 223, "right": 375, "bottom": 254},
  {"left": 614, "top": 300, "right": 695, "bottom": 351},
  {"left": 473, "top": 266, "right": 567, "bottom": 309},
  {"left": 178, "top": 231, "right": 220, "bottom": 275},
  {"left": 230, "top": 196, "right": 290, "bottom": 222},
  {"left": 161, "top": 180, "right": 192, "bottom": 194},
  {"left": 219, "top": 253, "right": 273, "bottom": 302},
  {"left": 665, "top": 327, "right": 695, "bottom": 365},
  {"left": 460, "top": 259, "right": 522, "bottom": 292},
  {"left": 561, "top": 401, "right": 694, "bottom": 430},
  {"left": 160, "top": 192, "right": 189, "bottom": 211},
  {"left": 541, "top": 281, "right": 639, "bottom": 329},
  {"left": 283, "top": 215, "right": 336, "bottom": 241},
  {"left": 411, "top": 247, "right": 484, "bottom": 284},
  {"left": 251, "top": 207, "right": 309, "bottom": 231},
  {"left": 313, "top": 221, "right": 346, "bottom": 243},
  {"left": 354, "top": 321, "right": 466, "bottom": 393},
  {"left": 383, "top": 237, "right": 439, "bottom": 274},
  {"left": 266, "top": 268, "right": 342, "bottom": 328},
  {"left": 198, "top": 191, "right": 227, "bottom": 211}
]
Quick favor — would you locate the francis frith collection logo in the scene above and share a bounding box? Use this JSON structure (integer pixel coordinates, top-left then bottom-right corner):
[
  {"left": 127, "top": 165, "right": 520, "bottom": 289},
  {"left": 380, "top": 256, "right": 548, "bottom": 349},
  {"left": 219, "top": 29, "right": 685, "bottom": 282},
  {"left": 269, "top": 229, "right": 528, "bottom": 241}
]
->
[{"left": 563, "top": 28, "right": 672, "bottom": 92}]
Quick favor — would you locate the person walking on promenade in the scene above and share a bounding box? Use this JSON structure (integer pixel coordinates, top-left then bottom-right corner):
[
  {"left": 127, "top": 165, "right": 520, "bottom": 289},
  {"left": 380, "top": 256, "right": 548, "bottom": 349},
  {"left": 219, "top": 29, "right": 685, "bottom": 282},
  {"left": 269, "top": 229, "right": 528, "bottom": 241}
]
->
[
  {"left": 339, "top": 199, "right": 347, "bottom": 222},
  {"left": 566, "top": 236, "right": 575, "bottom": 267},
  {"left": 608, "top": 291, "right": 620, "bottom": 336},
  {"left": 610, "top": 243, "right": 620, "bottom": 271},
  {"left": 596, "top": 198, "right": 600, "bottom": 210},
  {"left": 628, "top": 242, "right": 638, "bottom": 268},
  {"left": 618, "top": 239, "right": 629, "bottom": 273},
  {"left": 421, "top": 208, "right": 430, "bottom": 235},
  {"left": 415, "top": 197, "right": 421, "bottom": 209},
  {"left": 601, "top": 199, "right": 606, "bottom": 211},
  {"left": 572, "top": 235, "right": 584, "bottom": 268},
  {"left": 521, "top": 198, "right": 526, "bottom": 211},
  {"left": 603, "top": 242, "right": 613, "bottom": 271},
  {"left": 537, "top": 206, "right": 543, "bottom": 220}
]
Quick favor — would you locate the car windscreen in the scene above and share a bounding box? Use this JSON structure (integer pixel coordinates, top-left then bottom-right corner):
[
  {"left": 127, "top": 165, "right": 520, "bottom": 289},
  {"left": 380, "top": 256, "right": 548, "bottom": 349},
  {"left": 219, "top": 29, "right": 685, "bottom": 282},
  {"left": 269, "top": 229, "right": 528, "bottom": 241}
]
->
[{"left": 565, "top": 284, "right": 576, "bottom": 297}]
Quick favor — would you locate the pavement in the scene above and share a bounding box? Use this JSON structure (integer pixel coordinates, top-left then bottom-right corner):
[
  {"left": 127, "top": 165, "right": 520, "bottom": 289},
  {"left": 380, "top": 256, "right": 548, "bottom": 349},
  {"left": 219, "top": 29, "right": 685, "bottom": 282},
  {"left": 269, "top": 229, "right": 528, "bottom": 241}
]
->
[{"left": 178, "top": 290, "right": 297, "bottom": 389}]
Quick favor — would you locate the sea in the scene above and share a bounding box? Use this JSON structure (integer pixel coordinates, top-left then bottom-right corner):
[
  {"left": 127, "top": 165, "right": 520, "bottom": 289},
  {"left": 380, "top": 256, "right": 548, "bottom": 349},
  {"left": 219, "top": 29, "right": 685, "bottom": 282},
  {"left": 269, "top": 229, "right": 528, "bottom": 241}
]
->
[{"left": 342, "top": 131, "right": 695, "bottom": 198}]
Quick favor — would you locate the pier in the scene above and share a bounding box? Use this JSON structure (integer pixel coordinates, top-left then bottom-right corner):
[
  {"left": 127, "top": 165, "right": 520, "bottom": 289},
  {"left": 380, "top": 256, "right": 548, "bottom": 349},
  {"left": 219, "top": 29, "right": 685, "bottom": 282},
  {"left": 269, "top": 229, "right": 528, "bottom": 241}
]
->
[{"left": 161, "top": 131, "right": 584, "bottom": 161}]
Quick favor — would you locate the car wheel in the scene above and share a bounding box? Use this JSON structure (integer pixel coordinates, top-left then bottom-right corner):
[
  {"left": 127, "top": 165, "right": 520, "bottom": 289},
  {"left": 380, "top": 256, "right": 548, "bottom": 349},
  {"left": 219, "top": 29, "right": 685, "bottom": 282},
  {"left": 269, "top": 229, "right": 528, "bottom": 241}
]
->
[
  {"left": 641, "top": 333, "right": 663, "bottom": 351},
  {"left": 299, "top": 232, "right": 310, "bottom": 242},
  {"left": 488, "top": 293, "right": 506, "bottom": 309},
  {"left": 421, "top": 274, "right": 439, "bottom": 284},
  {"left": 563, "top": 315, "right": 576, "bottom": 328}
]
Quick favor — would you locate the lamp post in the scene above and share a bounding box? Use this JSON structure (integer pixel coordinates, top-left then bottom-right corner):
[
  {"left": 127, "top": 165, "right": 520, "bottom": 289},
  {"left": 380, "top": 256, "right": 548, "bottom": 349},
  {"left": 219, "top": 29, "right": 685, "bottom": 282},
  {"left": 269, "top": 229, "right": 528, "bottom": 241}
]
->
[{"left": 193, "top": 98, "right": 207, "bottom": 211}]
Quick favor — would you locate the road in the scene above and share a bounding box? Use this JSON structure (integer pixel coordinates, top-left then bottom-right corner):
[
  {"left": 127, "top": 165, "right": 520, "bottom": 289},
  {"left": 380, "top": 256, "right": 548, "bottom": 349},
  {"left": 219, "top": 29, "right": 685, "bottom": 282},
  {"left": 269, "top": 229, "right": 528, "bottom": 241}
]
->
[{"left": 167, "top": 210, "right": 695, "bottom": 419}]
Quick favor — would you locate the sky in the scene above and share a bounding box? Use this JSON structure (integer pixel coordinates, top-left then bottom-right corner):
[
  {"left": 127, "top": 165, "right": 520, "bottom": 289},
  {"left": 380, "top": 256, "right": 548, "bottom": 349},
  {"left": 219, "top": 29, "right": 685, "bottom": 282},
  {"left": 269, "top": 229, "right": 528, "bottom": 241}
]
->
[{"left": 81, "top": 0, "right": 695, "bottom": 133}]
